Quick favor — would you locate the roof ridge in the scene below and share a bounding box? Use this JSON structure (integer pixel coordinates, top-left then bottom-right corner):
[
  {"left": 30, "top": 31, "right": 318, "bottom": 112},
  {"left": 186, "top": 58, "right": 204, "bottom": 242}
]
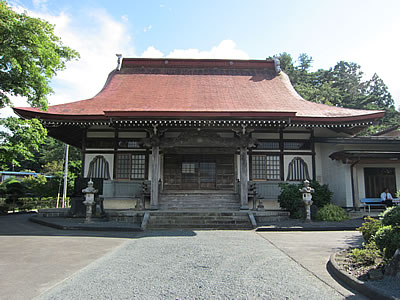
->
[{"left": 121, "top": 58, "right": 276, "bottom": 70}]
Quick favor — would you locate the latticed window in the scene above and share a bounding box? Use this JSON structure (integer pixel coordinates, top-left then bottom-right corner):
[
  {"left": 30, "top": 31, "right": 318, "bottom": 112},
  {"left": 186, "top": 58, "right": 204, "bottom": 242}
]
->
[
  {"left": 182, "top": 162, "right": 196, "bottom": 174},
  {"left": 251, "top": 155, "right": 280, "bottom": 181},
  {"left": 87, "top": 155, "right": 110, "bottom": 179},
  {"left": 286, "top": 157, "right": 310, "bottom": 181},
  {"left": 116, "top": 153, "right": 146, "bottom": 180}
]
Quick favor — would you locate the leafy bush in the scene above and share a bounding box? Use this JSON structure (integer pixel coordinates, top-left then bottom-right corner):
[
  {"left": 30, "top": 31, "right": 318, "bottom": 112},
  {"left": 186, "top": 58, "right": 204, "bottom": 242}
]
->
[
  {"left": 278, "top": 181, "right": 333, "bottom": 219},
  {"left": 22, "top": 175, "right": 47, "bottom": 197},
  {"left": 19, "top": 197, "right": 60, "bottom": 210},
  {"left": 357, "top": 216, "right": 382, "bottom": 243},
  {"left": 315, "top": 204, "right": 348, "bottom": 221},
  {"left": 278, "top": 183, "right": 304, "bottom": 218},
  {"left": 350, "top": 241, "right": 382, "bottom": 265},
  {"left": 374, "top": 225, "right": 400, "bottom": 259},
  {"left": 309, "top": 180, "right": 333, "bottom": 208},
  {"left": 0, "top": 204, "right": 8, "bottom": 214},
  {"left": 381, "top": 206, "right": 400, "bottom": 227},
  {"left": 0, "top": 178, "right": 26, "bottom": 210}
]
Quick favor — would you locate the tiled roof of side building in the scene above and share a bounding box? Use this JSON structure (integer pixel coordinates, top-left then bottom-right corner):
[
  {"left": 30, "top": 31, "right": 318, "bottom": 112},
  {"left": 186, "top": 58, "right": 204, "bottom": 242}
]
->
[{"left": 13, "top": 58, "right": 384, "bottom": 122}]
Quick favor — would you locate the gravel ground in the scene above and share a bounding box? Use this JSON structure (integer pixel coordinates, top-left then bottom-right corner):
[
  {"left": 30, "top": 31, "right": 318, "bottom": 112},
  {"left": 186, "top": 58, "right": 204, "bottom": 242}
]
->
[{"left": 36, "top": 230, "right": 344, "bottom": 300}]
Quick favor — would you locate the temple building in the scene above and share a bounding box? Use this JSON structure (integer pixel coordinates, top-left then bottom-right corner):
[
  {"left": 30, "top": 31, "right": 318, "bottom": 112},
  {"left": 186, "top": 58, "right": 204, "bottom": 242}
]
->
[{"left": 14, "top": 58, "right": 400, "bottom": 217}]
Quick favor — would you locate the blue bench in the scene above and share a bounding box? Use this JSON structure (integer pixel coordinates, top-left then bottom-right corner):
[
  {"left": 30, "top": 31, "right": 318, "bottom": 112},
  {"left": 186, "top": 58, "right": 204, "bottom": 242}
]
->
[{"left": 360, "top": 198, "right": 386, "bottom": 213}]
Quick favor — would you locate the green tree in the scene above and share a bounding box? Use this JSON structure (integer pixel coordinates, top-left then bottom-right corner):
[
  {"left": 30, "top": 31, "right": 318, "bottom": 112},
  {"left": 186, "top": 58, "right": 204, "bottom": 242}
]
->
[
  {"left": 0, "top": 0, "right": 79, "bottom": 109},
  {"left": 22, "top": 174, "right": 47, "bottom": 197},
  {"left": 0, "top": 117, "right": 47, "bottom": 170},
  {"left": 276, "top": 52, "right": 399, "bottom": 133}
]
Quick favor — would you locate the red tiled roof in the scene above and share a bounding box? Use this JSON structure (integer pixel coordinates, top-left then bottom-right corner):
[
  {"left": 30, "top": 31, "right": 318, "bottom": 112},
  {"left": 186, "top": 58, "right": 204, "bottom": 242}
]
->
[{"left": 14, "top": 58, "right": 384, "bottom": 123}]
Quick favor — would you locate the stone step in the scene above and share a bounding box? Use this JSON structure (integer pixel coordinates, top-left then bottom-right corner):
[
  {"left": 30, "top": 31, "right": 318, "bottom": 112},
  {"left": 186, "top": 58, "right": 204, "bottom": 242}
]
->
[
  {"left": 254, "top": 215, "right": 290, "bottom": 223},
  {"left": 147, "top": 211, "right": 252, "bottom": 229},
  {"left": 149, "top": 216, "right": 249, "bottom": 222},
  {"left": 149, "top": 224, "right": 252, "bottom": 229},
  {"left": 159, "top": 193, "right": 240, "bottom": 210},
  {"left": 148, "top": 211, "right": 249, "bottom": 216}
]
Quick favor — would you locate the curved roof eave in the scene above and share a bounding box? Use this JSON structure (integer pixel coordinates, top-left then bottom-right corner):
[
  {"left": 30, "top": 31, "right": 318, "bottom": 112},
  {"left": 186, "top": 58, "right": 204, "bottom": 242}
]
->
[{"left": 12, "top": 58, "right": 386, "bottom": 124}]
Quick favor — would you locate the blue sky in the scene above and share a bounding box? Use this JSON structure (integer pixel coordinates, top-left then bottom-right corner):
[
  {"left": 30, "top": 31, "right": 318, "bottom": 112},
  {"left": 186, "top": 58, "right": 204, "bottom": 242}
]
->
[{"left": 2, "top": 0, "right": 400, "bottom": 117}]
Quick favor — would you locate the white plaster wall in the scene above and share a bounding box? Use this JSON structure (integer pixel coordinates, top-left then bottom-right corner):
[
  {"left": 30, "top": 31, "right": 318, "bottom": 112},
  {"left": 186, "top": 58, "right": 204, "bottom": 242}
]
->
[
  {"left": 103, "top": 199, "right": 137, "bottom": 209},
  {"left": 317, "top": 143, "right": 353, "bottom": 207},
  {"left": 283, "top": 155, "right": 313, "bottom": 181},
  {"left": 84, "top": 153, "right": 114, "bottom": 179},
  {"left": 314, "top": 141, "right": 400, "bottom": 208}
]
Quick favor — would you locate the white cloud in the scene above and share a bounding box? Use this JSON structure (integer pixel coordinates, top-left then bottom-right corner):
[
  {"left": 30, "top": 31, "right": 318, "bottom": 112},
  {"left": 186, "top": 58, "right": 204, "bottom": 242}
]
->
[
  {"left": 121, "top": 15, "right": 128, "bottom": 22},
  {"left": 168, "top": 40, "right": 249, "bottom": 59},
  {"left": 140, "top": 40, "right": 249, "bottom": 60},
  {"left": 32, "top": 0, "right": 48, "bottom": 10},
  {"left": 140, "top": 46, "right": 164, "bottom": 58},
  {"left": 1, "top": 3, "right": 249, "bottom": 120},
  {"left": 143, "top": 24, "right": 152, "bottom": 32},
  {"left": 0, "top": 5, "right": 135, "bottom": 118}
]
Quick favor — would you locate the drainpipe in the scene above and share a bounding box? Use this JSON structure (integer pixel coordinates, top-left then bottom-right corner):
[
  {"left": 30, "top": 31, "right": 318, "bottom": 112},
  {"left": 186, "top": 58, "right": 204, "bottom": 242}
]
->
[{"left": 350, "top": 160, "right": 360, "bottom": 210}]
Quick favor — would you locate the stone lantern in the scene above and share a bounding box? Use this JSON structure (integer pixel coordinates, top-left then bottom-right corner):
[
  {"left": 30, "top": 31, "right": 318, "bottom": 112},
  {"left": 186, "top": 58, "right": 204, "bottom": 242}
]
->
[
  {"left": 299, "top": 180, "right": 314, "bottom": 222},
  {"left": 82, "top": 180, "right": 98, "bottom": 223}
]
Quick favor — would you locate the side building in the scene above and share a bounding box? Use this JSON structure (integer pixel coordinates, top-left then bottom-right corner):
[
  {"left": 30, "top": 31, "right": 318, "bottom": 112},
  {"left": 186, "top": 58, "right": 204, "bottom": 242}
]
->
[{"left": 14, "top": 58, "right": 400, "bottom": 211}]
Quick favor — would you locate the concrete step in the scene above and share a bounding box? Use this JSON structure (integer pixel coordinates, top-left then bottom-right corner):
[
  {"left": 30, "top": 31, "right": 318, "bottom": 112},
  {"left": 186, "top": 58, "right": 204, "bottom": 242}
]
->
[
  {"left": 147, "top": 211, "right": 252, "bottom": 229},
  {"left": 159, "top": 193, "right": 240, "bottom": 210},
  {"left": 149, "top": 224, "right": 252, "bottom": 229}
]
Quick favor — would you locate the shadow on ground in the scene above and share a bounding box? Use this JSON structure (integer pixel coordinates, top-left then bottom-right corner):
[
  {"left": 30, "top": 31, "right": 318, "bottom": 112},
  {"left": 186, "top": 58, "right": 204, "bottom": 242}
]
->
[{"left": 0, "top": 213, "right": 197, "bottom": 239}]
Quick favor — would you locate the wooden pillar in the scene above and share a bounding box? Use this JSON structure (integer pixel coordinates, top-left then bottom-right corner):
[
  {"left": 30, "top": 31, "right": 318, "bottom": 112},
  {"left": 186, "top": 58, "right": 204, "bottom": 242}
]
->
[
  {"left": 240, "top": 146, "right": 249, "bottom": 210},
  {"left": 279, "top": 128, "right": 284, "bottom": 181},
  {"left": 150, "top": 145, "right": 160, "bottom": 210},
  {"left": 311, "top": 129, "right": 316, "bottom": 181},
  {"left": 81, "top": 128, "right": 87, "bottom": 178}
]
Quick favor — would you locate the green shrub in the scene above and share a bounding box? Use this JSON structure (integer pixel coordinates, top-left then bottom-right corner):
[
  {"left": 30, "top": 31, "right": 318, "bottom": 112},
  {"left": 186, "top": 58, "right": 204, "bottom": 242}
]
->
[
  {"left": 315, "top": 204, "right": 348, "bottom": 221},
  {"left": 0, "top": 204, "right": 8, "bottom": 214},
  {"left": 22, "top": 175, "right": 48, "bottom": 197},
  {"left": 381, "top": 206, "right": 400, "bottom": 227},
  {"left": 374, "top": 225, "right": 400, "bottom": 259},
  {"left": 278, "top": 183, "right": 304, "bottom": 218},
  {"left": 278, "top": 181, "right": 333, "bottom": 219},
  {"left": 357, "top": 216, "right": 382, "bottom": 243},
  {"left": 309, "top": 180, "right": 332, "bottom": 208},
  {"left": 350, "top": 241, "right": 383, "bottom": 265}
]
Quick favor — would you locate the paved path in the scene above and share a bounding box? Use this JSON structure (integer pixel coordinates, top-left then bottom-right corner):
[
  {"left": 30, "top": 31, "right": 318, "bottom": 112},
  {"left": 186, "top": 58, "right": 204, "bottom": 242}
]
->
[
  {"left": 0, "top": 214, "right": 367, "bottom": 300},
  {"left": 257, "top": 231, "right": 367, "bottom": 299},
  {"left": 0, "top": 214, "right": 132, "bottom": 300},
  {"left": 36, "top": 230, "right": 346, "bottom": 300}
]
